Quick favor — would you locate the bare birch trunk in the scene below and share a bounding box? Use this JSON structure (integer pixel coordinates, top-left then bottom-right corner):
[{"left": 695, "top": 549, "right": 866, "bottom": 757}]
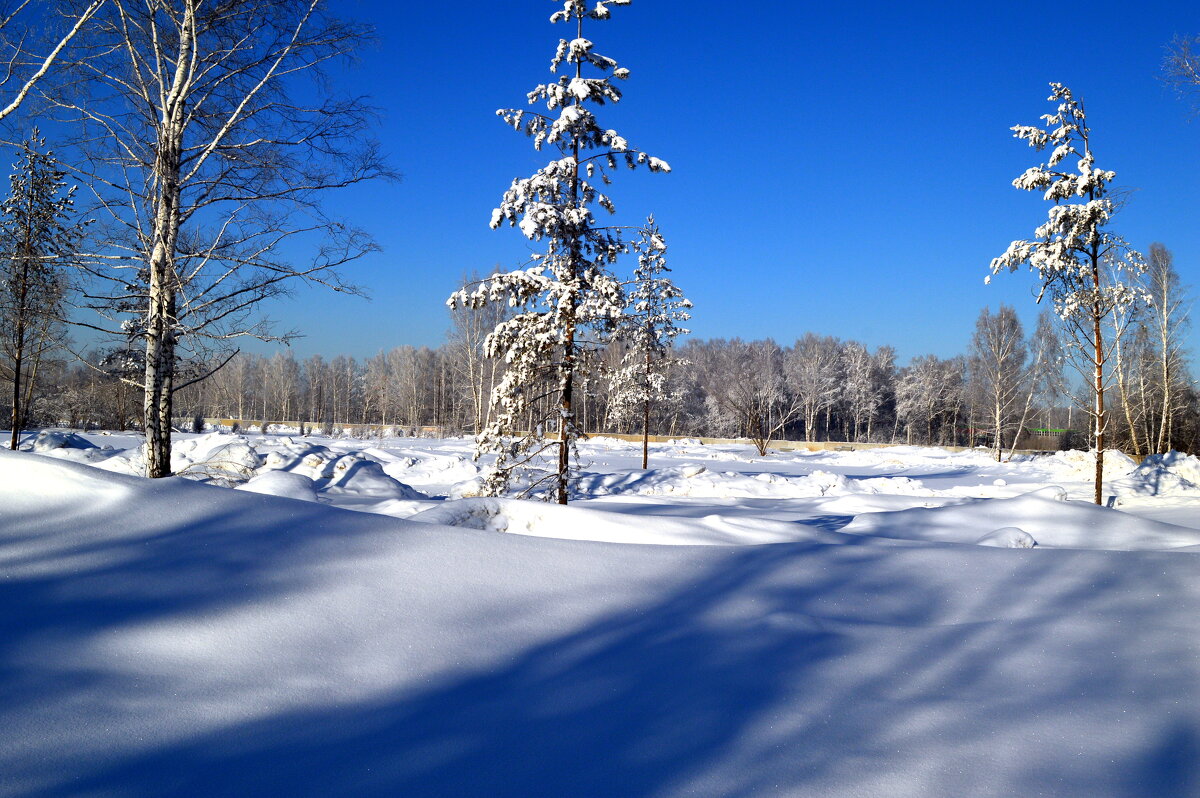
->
[
  {"left": 142, "top": 5, "right": 192, "bottom": 479},
  {"left": 1111, "top": 319, "right": 1142, "bottom": 458}
]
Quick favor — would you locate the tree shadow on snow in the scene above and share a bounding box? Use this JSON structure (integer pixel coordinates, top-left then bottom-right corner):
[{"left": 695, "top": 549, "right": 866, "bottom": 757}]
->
[{"left": 20, "top": 534, "right": 1200, "bottom": 798}]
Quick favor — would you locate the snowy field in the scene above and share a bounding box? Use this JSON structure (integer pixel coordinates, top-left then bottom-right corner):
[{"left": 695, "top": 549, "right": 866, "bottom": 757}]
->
[{"left": 3, "top": 430, "right": 1200, "bottom": 796}]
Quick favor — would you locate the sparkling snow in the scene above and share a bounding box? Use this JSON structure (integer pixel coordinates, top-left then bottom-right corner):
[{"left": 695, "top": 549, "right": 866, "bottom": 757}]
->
[{"left": 3, "top": 430, "right": 1200, "bottom": 796}]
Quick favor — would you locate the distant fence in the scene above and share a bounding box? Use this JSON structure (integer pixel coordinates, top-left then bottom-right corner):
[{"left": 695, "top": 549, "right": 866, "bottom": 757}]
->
[
  {"left": 201, "top": 420, "right": 1063, "bottom": 456},
  {"left": 581, "top": 433, "right": 1062, "bottom": 456},
  {"left": 203, "top": 419, "right": 455, "bottom": 438}
]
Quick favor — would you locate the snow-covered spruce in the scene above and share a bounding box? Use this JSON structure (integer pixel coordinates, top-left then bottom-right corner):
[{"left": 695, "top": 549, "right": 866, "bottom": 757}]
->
[
  {"left": 447, "top": 0, "right": 669, "bottom": 504},
  {"left": 989, "top": 83, "right": 1146, "bottom": 505},
  {"left": 0, "top": 131, "right": 82, "bottom": 452},
  {"left": 605, "top": 216, "right": 691, "bottom": 469}
]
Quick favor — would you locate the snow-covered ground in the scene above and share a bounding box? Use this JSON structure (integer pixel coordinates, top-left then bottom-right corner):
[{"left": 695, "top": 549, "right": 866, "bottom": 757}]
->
[{"left": 3, "top": 430, "right": 1200, "bottom": 796}]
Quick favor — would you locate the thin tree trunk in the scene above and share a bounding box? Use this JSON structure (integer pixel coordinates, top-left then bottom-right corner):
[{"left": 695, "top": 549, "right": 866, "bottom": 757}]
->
[
  {"left": 1091, "top": 261, "right": 1106, "bottom": 505},
  {"left": 142, "top": 4, "right": 192, "bottom": 478},
  {"left": 1157, "top": 342, "right": 1171, "bottom": 455},
  {"left": 642, "top": 397, "right": 650, "bottom": 470},
  {"left": 1112, "top": 323, "right": 1142, "bottom": 458},
  {"left": 9, "top": 347, "right": 22, "bottom": 450}
]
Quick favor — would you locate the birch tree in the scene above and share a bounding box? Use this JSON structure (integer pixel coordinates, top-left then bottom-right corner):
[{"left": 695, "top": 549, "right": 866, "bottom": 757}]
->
[
  {"left": 0, "top": 0, "right": 104, "bottom": 123},
  {"left": 990, "top": 83, "right": 1145, "bottom": 504},
  {"left": 967, "top": 305, "right": 1027, "bottom": 460},
  {"left": 897, "top": 355, "right": 964, "bottom": 446},
  {"left": 1005, "top": 310, "right": 1064, "bottom": 459},
  {"left": 1143, "top": 243, "right": 1191, "bottom": 453},
  {"left": 1164, "top": 34, "right": 1200, "bottom": 112},
  {"left": 447, "top": 271, "right": 509, "bottom": 435},
  {"left": 786, "top": 333, "right": 842, "bottom": 442},
  {"left": 54, "top": 0, "right": 387, "bottom": 477},
  {"left": 448, "top": 0, "right": 669, "bottom": 503},
  {"left": 699, "top": 338, "right": 799, "bottom": 456}
]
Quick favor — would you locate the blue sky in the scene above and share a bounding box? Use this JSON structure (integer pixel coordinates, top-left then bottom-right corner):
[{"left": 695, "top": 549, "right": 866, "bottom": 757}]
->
[{"left": 270, "top": 0, "right": 1200, "bottom": 365}]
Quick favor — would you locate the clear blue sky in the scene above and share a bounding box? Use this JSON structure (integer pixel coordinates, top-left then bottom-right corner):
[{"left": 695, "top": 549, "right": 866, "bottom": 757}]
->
[{"left": 268, "top": 0, "right": 1200, "bottom": 365}]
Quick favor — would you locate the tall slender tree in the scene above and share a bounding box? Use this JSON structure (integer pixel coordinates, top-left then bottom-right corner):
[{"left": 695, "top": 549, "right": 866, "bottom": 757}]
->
[
  {"left": 990, "top": 83, "right": 1145, "bottom": 504},
  {"left": 1005, "top": 310, "right": 1064, "bottom": 459},
  {"left": 607, "top": 216, "right": 691, "bottom": 469},
  {"left": 54, "top": 0, "right": 387, "bottom": 477},
  {"left": 786, "top": 333, "right": 842, "bottom": 442},
  {"left": 1144, "top": 243, "right": 1191, "bottom": 453},
  {"left": 449, "top": 0, "right": 669, "bottom": 503},
  {"left": 447, "top": 270, "right": 510, "bottom": 436},
  {"left": 0, "top": 132, "right": 85, "bottom": 449},
  {"left": 967, "top": 305, "right": 1027, "bottom": 461}
]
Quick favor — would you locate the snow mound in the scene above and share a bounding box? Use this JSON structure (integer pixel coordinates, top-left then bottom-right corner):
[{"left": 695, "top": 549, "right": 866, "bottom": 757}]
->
[
  {"left": 573, "top": 465, "right": 931, "bottom": 500},
  {"left": 1026, "top": 485, "right": 1068, "bottom": 501},
  {"left": 976, "top": 527, "right": 1037, "bottom": 548},
  {"left": 1111, "top": 451, "right": 1200, "bottom": 497},
  {"left": 409, "top": 497, "right": 841, "bottom": 546},
  {"left": 843, "top": 487, "right": 1200, "bottom": 550},
  {"left": 366, "top": 447, "right": 480, "bottom": 489},
  {"left": 30, "top": 430, "right": 97, "bottom": 452},
  {"left": 259, "top": 439, "right": 341, "bottom": 480},
  {"left": 1043, "top": 449, "right": 1139, "bottom": 482},
  {"left": 235, "top": 470, "right": 320, "bottom": 502},
  {"left": 324, "top": 453, "right": 428, "bottom": 500},
  {"left": 583, "top": 436, "right": 640, "bottom": 450},
  {"left": 170, "top": 433, "right": 260, "bottom": 483}
]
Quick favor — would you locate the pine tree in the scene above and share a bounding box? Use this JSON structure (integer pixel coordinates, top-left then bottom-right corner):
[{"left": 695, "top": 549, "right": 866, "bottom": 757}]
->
[
  {"left": 0, "top": 131, "right": 84, "bottom": 449},
  {"left": 607, "top": 216, "right": 691, "bottom": 469},
  {"left": 448, "top": 0, "right": 669, "bottom": 503},
  {"left": 990, "top": 83, "right": 1145, "bottom": 504}
]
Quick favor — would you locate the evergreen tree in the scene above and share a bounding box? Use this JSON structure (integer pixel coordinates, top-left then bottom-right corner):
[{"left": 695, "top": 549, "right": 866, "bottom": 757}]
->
[
  {"left": 449, "top": 0, "right": 669, "bottom": 503},
  {"left": 0, "top": 131, "right": 84, "bottom": 449},
  {"left": 607, "top": 216, "right": 691, "bottom": 469},
  {"left": 990, "top": 83, "right": 1145, "bottom": 504}
]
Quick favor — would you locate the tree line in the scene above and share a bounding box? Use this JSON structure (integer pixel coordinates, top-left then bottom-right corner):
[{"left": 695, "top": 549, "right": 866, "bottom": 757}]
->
[{"left": 13, "top": 282, "right": 1195, "bottom": 460}]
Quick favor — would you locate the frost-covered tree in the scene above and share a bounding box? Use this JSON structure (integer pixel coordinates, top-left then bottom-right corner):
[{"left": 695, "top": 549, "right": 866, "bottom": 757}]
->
[
  {"left": 1005, "top": 310, "right": 1065, "bottom": 458},
  {"left": 1143, "top": 244, "right": 1191, "bottom": 453},
  {"left": 447, "top": 271, "right": 510, "bottom": 435},
  {"left": 448, "top": 0, "right": 669, "bottom": 503},
  {"left": 840, "top": 341, "right": 872, "bottom": 442},
  {"left": 607, "top": 216, "right": 690, "bottom": 468},
  {"left": 0, "top": 132, "right": 85, "bottom": 450},
  {"left": 840, "top": 342, "right": 895, "bottom": 443},
  {"left": 967, "top": 305, "right": 1027, "bottom": 461},
  {"left": 698, "top": 338, "right": 799, "bottom": 456},
  {"left": 897, "top": 355, "right": 965, "bottom": 446},
  {"left": 990, "top": 83, "right": 1145, "bottom": 504},
  {"left": 786, "top": 333, "right": 842, "bottom": 442},
  {"left": 1165, "top": 34, "right": 1200, "bottom": 113}
]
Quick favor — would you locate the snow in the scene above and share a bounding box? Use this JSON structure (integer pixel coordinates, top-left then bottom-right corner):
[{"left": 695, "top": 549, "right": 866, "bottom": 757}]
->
[
  {"left": 235, "top": 470, "right": 320, "bottom": 502},
  {"left": 3, "top": 432, "right": 1200, "bottom": 796},
  {"left": 975, "top": 526, "right": 1038, "bottom": 547},
  {"left": 29, "top": 428, "right": 97, "bottom": 452}
]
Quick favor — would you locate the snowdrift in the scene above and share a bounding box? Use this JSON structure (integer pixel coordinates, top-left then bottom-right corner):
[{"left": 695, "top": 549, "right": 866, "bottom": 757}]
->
[
  {"left": 841, "top": 486, "right": 1200, "bottom": 550},
  {"left": 4, "top": 449, "right": 1200, "bottom": 797}
]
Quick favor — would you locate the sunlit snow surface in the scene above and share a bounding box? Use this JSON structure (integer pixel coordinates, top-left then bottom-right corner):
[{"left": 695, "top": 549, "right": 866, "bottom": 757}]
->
[{"left": 3, "top": 431, "right": 1200, "bottom": 797}]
